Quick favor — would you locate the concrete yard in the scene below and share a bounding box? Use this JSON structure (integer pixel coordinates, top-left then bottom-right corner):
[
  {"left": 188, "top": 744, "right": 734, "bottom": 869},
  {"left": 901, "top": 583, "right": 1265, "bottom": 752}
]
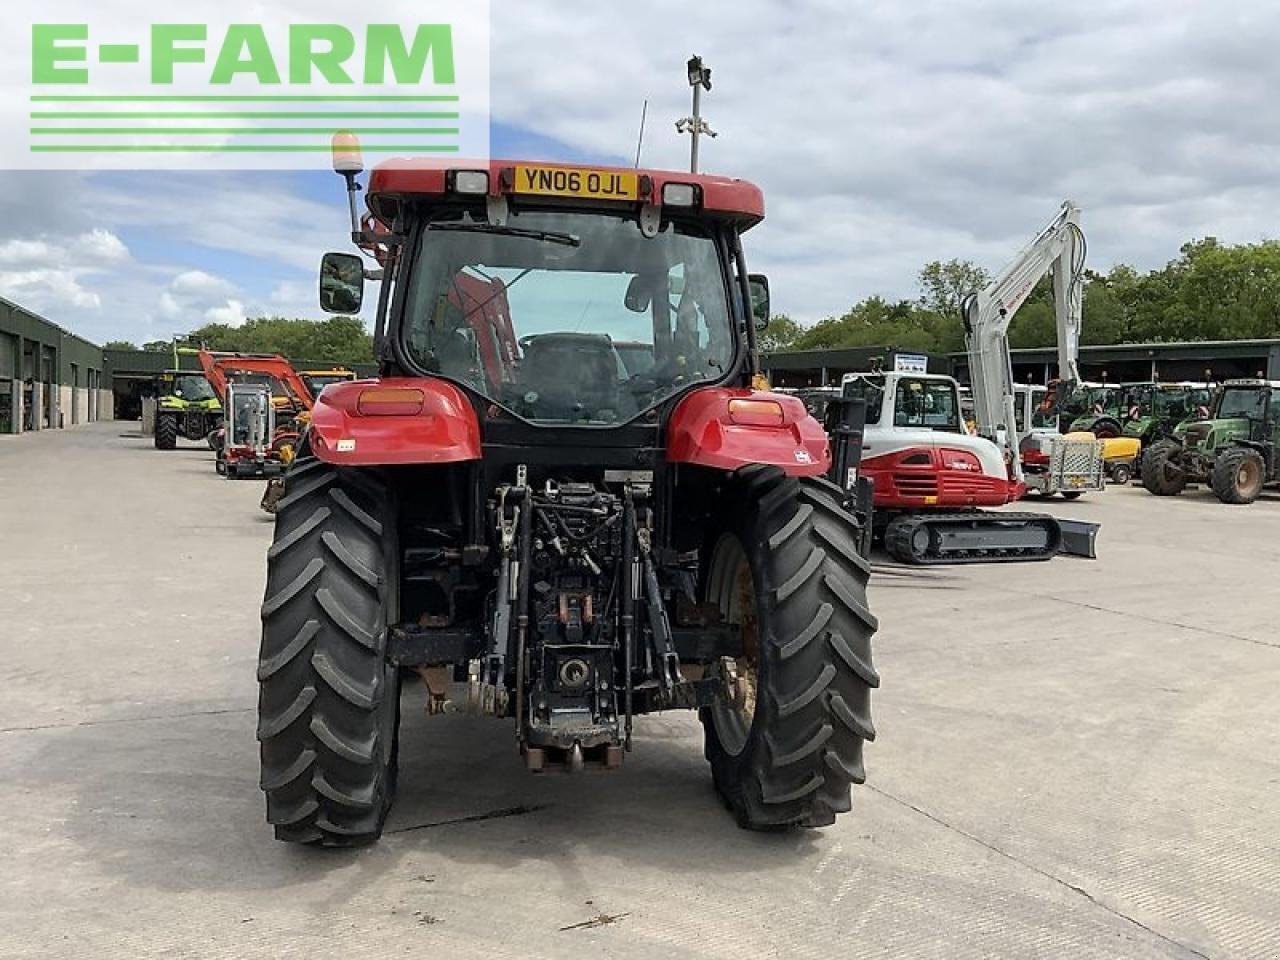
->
[{"left": 1, "top": 421, "right": 1278, "bottom": 960}]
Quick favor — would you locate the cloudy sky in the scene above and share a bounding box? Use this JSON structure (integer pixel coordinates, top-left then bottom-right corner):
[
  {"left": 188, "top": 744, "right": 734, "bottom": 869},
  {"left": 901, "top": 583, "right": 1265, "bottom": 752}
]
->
[{"left": 1, "top": 0, "right": 1276, "bottom": 344}]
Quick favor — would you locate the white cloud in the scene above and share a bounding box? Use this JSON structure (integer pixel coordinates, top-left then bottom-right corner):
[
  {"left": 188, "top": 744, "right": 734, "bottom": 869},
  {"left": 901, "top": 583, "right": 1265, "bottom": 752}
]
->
[
  {"left": 0, "top": 269, "right": 100, "bottom": 309},
  {"left": 0, "top": 228, "right": 132, "bottom": 316},
  {"left": 158, "top": 270, "right": 249, "bottom": 327},
  {"left": 205, "top": 299, "right": 249, "bottom": 326},
  {"left": 0, "top": 239, "right": 55, "bottom": 265},
  {"left": 78, "top": 228, "right": 130, "bottom": 264}
]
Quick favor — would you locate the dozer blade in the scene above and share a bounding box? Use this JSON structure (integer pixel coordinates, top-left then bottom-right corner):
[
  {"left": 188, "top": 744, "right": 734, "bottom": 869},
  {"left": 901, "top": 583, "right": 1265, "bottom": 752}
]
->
[{"left": 1056, "top": 519, "right": 1100, "bottom": 559}]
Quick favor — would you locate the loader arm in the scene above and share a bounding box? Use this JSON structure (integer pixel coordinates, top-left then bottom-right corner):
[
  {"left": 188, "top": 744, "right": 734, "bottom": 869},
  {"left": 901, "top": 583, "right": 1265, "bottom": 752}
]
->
[
  {"left": 197, "top": 348, "right": 316, "bottom": 410},
  {"left": 960, "top": 201, "right": 1085, "bottom": 482}
]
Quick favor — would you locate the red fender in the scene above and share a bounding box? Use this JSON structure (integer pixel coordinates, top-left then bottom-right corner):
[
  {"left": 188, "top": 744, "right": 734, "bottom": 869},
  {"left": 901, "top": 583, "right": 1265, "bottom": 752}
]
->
[
  {"left": 666, "top": 387, "right": 830, "bottom": 477},
  {"left": 308, "top": 378, "right": 482, "bottom": 466}
]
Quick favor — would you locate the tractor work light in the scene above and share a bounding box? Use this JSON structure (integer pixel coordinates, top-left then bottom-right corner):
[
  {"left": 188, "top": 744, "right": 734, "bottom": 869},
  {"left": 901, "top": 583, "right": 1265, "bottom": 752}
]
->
[
  {"left": 331, "top": 131, "right": 365, "bottom": 175},
  {"left": 451, "top": 170, "right": 491, "bottom": 194},
  {"left": 357, "top": 387, "right": 425, "bottom": 417},
  {"left": 728, "top": 398, "right": 785, "bottom": 427},
  {"left": 662, "top": 183, "right": 698, "bottom": 207}
]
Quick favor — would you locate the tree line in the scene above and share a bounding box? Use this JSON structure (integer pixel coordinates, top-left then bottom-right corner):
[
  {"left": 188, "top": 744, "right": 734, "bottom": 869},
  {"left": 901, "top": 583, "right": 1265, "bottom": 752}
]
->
[
  {"left": 761, "top": 237, "right": 1280, "bottom": 354},
  {"left": 104, "top": 315, "right": 373, "bottom": 365}
]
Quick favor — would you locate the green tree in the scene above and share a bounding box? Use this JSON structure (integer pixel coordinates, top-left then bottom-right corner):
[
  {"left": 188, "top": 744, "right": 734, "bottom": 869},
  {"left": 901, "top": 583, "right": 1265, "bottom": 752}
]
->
[
  {"left": 180, "top": 316, "right": 373, "bottom": 365},
  {"left": 758, "top": 313, "right": 804, "bottom": 352},
  {"left": 102, "top": 339, "right": 139, "bottom": 351},
  {"left": 917, "top": 259, "right": 991, "bottom": 319}
]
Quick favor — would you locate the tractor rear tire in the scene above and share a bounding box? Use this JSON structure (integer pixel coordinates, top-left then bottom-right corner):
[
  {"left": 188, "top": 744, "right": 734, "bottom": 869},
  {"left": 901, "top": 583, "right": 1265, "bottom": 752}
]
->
[
  {"left": 701, "top": 466, "right": 879, "bottom": 830},
  {"left": 154, "top": 414, "right": 178, "bottom": 450},
  {"left": 1211, "top": 447, "right": 1266, "bottom": 505},
  {"left": 1091, "top": 418, "right": 1123, "bottom": 440},
  {"left": 256, "top": 453, "right": 401, "bottom": 846},
  {"left": 1141, "top": 440, "right": 1186, "bottom": 497}
]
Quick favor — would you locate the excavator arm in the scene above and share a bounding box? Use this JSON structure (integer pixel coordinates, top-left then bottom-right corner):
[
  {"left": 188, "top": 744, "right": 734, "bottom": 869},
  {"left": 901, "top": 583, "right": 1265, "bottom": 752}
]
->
[{"left": 960, "top": 201, "right": 1085, "bottom": 481}]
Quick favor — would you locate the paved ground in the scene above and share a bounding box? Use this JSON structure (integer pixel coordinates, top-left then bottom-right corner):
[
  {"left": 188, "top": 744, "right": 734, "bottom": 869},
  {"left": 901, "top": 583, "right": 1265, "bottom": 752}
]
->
[{"left": 2, "top": 422, "right": 1278, "bottom": 959}]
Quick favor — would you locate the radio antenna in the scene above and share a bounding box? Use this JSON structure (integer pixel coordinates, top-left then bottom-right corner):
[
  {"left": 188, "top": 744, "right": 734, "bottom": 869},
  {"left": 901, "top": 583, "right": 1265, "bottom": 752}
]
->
[{"left": 634, "top": 99, "right": 648, "bottom": 168}]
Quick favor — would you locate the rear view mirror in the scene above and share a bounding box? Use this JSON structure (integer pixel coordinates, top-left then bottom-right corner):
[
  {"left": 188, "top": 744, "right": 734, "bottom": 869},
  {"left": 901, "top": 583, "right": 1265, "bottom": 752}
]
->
[
  {"left": 319, "top": 251, "right": 365, "bottom": 314},
  {"left": 624, "top": 275, "right": 654, "bottom": 313},
  {"left": 748, "top": 274, "right": 770, "bottom": 332}
]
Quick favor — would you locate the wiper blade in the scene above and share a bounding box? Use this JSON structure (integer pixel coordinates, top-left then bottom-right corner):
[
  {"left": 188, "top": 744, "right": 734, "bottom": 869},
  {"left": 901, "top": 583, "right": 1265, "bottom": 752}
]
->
[{"left": 427, "top": 223, "right": 580, "bottom": 247}]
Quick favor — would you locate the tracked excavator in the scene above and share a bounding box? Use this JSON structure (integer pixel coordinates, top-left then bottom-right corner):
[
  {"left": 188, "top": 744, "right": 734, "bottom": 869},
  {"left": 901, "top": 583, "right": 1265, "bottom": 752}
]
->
[{"left": 843, "top": 202, "right": 1100, "bottom": 563}]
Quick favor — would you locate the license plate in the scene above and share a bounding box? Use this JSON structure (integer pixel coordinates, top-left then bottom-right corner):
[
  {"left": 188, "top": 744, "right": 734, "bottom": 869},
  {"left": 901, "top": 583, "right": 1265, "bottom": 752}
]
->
[{"left": 512, "top": 165, "right": 638, "bottom": 201}]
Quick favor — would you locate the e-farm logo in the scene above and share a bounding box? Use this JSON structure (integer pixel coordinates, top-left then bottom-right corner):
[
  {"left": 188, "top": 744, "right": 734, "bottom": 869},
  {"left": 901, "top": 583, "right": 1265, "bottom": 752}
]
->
[{"left": 7, "top": 4, "right": 490, "bottom": 170}]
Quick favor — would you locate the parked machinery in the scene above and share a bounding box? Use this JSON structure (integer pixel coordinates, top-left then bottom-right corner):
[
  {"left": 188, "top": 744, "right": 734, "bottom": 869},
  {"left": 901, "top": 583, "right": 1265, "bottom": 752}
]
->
[
  {"left": 836, "top": 202, "right": 1101, "bottom": 564},
  {"left": 1012, "top": 384, "right": 1105, "bottom": 498},
  {"left": 298, "top": 367, "right": 358, "bottom": 399},
  {"left": 220, "top": 382, "right": 281, "bottom": 478},
  {"left": 152, "top": 369, "right": 222, "bottom": 450},
  {"left": 1142, "top": 379, "right": 1280, "bottom": 504},
  {"left": 1064, "top": 383, "right": 1126, "bottom": 437},
  {"left": 842, "top": 370, "right": 1088, "bottom": 562},
  {"left": 252, "top": 144, "right": 879, "bottom": 845},
  {"left": 197, "top": 350, "right": 314, "bottom": 480}
]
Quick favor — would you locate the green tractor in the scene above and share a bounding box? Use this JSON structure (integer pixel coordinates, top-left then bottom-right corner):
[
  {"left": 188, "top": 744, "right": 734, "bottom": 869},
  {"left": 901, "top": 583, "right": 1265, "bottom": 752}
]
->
[
  {"left": 153, "top": 370, "right": 223, "bottom": 450},
  {"left": 1118, "top": 382, "right": 1214, "bottom": 448},
  {"left": 1142, "top": 379, "right": 1280, "bottom": 504},
  {"left": 1063, "top": 382, "right": 1125, "bottom": 436}
]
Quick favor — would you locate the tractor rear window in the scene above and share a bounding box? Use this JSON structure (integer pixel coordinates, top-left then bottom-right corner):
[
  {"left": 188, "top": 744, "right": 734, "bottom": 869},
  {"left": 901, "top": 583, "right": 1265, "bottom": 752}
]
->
[{"left": 401, "top": 209, "right": 733, "bottom": 426}]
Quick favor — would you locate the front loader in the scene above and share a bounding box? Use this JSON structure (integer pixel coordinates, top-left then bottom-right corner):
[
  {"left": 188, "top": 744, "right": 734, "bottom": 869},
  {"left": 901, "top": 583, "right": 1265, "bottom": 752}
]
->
[{"left": 254, "top": 146, "right": 878, "bottom": 846}]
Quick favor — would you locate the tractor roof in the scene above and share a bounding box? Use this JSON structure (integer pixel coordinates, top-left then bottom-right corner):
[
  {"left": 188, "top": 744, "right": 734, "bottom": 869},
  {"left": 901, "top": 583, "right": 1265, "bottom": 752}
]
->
[{"left": 367, "top": 159, "right": 764, "bottom": 229}]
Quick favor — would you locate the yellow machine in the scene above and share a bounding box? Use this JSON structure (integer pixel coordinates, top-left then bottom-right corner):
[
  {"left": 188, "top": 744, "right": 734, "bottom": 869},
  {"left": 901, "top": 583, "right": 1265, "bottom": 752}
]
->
[{"left": 1098, "top": 435, "right": 1142, "bottom": 484}]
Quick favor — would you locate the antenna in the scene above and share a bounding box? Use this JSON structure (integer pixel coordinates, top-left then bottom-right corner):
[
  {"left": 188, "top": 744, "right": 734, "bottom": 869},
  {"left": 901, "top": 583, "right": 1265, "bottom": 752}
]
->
[{"left": 634, "top": 99, "right": 648, "bottom": 168}]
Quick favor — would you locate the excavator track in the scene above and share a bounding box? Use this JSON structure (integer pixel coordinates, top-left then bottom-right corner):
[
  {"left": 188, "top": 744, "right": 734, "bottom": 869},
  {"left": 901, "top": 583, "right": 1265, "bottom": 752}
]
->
[{"left": 884, "top": 512, "right": 1063, "bottom": 565}]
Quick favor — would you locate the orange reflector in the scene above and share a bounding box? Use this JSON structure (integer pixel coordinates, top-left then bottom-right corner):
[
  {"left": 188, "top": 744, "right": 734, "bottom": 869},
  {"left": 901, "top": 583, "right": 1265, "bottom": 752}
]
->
[
  {"left": 728, "top": 398, "right": 785, "bottom": 427},
  {"left": 357, "top": 388, "right": 425, "bottom": 416}
]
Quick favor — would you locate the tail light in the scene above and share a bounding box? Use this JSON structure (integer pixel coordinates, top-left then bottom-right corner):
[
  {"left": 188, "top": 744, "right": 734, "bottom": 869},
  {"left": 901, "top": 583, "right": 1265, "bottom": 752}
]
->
[
  {"left": 728, "top": 398, "right": 785, "bottom": 427},
  {"left": 357, "top": 388, "right": 425, "bottom": 416}
]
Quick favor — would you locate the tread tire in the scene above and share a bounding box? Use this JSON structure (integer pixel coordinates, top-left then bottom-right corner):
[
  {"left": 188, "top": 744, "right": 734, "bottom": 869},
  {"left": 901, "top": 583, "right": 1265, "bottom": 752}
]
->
[
  {"left": 700, "top": 465, "right": 879, "bottom": 830},
  {"left": 1211, "top": 446, "right": 1265, "bottom": 505},
  {"left": 154, "top": 413, "right": 178, "bottom": 450},
  {"left": 257, "top": 451, "right": 401, "bottom": 846},
  {"left": 1141, "top": 439, "right": 1186, "bottom": 496}
]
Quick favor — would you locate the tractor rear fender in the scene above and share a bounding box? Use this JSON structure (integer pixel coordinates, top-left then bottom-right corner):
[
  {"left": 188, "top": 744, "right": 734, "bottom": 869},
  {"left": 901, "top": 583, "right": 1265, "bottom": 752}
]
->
[
  {"left": 307, "top": 378, "right": 482, "bottom": 466},
  {"left": 666, "top": 387, "right": 830, "bottom": 477}
]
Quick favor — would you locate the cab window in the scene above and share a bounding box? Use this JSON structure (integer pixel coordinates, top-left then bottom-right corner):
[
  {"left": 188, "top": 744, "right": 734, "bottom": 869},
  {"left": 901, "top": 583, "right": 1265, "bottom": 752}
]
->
[{"left": 894, "top": 379, "right": 961, "bottom": 432}]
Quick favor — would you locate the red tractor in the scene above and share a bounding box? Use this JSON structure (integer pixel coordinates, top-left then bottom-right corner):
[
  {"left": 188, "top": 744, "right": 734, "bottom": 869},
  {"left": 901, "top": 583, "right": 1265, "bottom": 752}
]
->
[{"left": 255, "top": 147, "right": 878, "bottom": 846}]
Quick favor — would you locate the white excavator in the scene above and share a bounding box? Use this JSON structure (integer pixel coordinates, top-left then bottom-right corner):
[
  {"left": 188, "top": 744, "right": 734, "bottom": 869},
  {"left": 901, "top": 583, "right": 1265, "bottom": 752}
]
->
[
  {"left": 962, "top": 201, "right": 1105, "bottom": 499},
  {"left": 838, "top": 201, "right": 1101, "bottom": 563}
]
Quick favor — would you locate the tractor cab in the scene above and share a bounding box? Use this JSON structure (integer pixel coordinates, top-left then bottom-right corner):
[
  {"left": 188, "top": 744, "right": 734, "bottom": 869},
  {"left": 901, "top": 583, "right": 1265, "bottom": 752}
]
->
[
  {"left": 1065, "top": 382, "right": 1125, "bottom": 436},
  {"left": 320, "top": 161, "right": 767, "bottom": 435},
  {"left": 1178, "top": 380, "right": 1280, "bottom": 452},
  {"left": 1119, "top": 381, "right": 1213, "bottom": 444}
]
